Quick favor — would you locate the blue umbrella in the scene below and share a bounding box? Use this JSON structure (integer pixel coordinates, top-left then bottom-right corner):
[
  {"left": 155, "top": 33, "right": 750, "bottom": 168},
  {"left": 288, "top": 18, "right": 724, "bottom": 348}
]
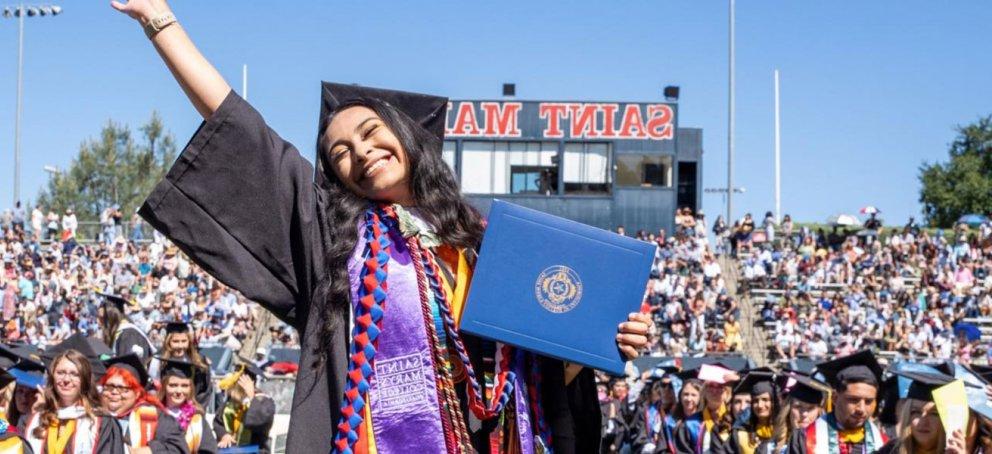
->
[
  {"left": 954, "top": 323, "right": 982, "bottom": 342},
  {"left": 958, "top": 214, "right": 989, "bottom": 227}
]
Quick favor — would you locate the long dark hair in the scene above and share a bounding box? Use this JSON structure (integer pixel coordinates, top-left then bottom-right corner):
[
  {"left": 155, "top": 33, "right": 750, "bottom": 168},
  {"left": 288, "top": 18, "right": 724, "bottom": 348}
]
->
[
  {"left": 312, "top": 97, "right": 484, "bottom": 367},
  {"left": 100, "top": 302, "right": 125, "bottom": 349}
]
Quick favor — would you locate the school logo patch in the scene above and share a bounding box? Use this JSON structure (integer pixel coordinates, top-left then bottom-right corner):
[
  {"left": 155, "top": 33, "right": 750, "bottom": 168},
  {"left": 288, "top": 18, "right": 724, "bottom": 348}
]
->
[{"left": 535, "top": 265, "right": 583, "bottom": 314}]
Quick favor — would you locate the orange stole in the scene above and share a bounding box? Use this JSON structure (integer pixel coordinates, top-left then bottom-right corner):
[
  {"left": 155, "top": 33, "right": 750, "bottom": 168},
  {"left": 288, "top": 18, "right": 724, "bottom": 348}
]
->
[{"left": 128, "top": 405, "right": 160, "bottom": 448}]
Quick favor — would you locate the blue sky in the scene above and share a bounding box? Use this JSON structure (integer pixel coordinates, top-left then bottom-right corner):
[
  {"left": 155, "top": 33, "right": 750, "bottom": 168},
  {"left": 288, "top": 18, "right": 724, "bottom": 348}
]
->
[{"left": 0, "top": 1, "right": 989, "bottom": 225}]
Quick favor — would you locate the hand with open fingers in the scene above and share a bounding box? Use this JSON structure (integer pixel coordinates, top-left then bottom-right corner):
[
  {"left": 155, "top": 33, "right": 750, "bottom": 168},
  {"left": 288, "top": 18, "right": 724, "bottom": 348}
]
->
[
  {"left": 617, "top": 312, "right": 654, "bottom": 359},
  {"left": 946, "top": 429, "right": 966, "bottom": 454},
  {"left": 237, "top": 374, "right": 255, "bottom": 401},
  {"left": 110, "top": 0, "right": 172, "bottom": 24}
]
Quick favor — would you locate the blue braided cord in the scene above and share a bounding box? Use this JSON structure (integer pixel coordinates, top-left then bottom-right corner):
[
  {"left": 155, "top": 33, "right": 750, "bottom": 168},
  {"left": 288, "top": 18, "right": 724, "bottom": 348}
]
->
[{"left": 332, "top": 209, "right": 392, "bottom": 454}]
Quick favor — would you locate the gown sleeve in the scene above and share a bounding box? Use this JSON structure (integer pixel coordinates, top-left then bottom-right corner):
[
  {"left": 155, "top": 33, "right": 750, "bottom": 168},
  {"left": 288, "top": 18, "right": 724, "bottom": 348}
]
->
[
  {"left": 708, "top": 427, "right": 730, "bottom": 454},
  {"left": 211, "top": 406, "right": 228, "bottom": 441},
  {"left": 243, "top": 395, "right": 276, "bottom": 434},
  {"left": 138, "top": 90, "right": 323, "bottom": 328},
  {"left": 196, "top": 414, "right": 219, "bottom": 454},
  {"left": 194, "top": 368, "right": 213, "bottom": 409},
  {"left": 673, "top": 422, "right": 697, "bottom": 454},
  {"left": 148, "top": 410, "right": 190, "bottom": 454},
  {"left": 629, "top": 405, "right": 651, "bottom": 453},
  {"left": 787, "top": 427, "right": 808, "bottom": 454},
  {"left": 96, "top": 415, "right": 127, "bottom": 454}
]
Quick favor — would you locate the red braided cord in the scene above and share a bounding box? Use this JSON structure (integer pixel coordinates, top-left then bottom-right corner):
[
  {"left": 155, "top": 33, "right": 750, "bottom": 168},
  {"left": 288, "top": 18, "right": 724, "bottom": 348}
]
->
[
  {"left": 408, "top": 238, "right": 460, "bottom": 453},
  {"left": 419, "top": 246, "right": 516, "bottom": 420}
]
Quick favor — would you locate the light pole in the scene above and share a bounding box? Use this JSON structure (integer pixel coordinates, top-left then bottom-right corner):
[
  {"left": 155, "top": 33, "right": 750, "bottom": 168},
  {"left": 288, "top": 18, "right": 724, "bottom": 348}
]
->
[
  {"left": 3, "top": 4, "right": 63, "bottom": 206},
  {"left": 727, "top": 0, "right": 736, "bottom": 224}
]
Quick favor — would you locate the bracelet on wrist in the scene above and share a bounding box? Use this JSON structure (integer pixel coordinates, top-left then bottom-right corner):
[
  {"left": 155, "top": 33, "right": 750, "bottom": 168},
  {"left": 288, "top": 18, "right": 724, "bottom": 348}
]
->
[{"left": 144, "top": 12, "right": 177, "bottom": 39}]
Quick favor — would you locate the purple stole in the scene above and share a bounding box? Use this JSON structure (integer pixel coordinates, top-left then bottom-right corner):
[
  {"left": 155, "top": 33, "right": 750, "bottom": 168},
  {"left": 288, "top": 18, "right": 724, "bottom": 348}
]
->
[{"left": 347, "top": 222, "right": 535, "bottom": 453}]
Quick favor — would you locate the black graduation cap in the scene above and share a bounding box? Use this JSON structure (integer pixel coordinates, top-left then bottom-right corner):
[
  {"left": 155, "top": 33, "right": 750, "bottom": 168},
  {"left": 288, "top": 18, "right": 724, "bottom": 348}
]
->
[
  {"left": 43, "top": 333, "right": 114, "bottom": 360},
  {"left": 0, "top": 343, "right": 25, "bottom": 369},
  {"left": 786, "top": 374, "right": 829, "bottom": 406},
  {"left": 318, "top": 82, "right": 448, "bottom": 143},
  {"left": 103, "top": 353, "right": 149, "bottom": 387},
  {"left": 165, "top": 321, "right": 190, "bottom": 335},
  {"left": 734, "top": 371, "right": 777, "bottom": 397},
  {"left": 235, "top": 356, "right": 266, "bottom": 381},
  {"left": 97, "top": 291, "right": 134, "bottom": 312},
  {"left": 315, "top": 83, "right": 449, "bottom": 187},
  {"left": 892, "top": 370, "right": 956, "bottom": 402},
  {"left": 969, "top": 364, "right": 992, "bottom": 384},
  {"left": 160, "top": 358, "right": 198, "bottom": 380},
  {"left": 815, "top": 350, "right": 884, "bottom": 389},
  {"left": 0, "top": 369, "right": 13, "bottom": 389}
]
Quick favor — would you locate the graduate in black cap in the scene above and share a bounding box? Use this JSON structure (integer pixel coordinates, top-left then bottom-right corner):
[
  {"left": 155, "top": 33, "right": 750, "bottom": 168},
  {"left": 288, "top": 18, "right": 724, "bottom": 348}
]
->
[
  {"left": 876, "top": 371, "right": 968, "bottom": 454},
  {"left": 154, "top": 322, "right": 211, "bottom": 408},
  {"left": 768, "top": 374, "right": 828, "bottom": 452},
  {"left": 789, "top": 350, "right": 889, "bottom": 454},
  {"left": 160, "top": 359, "right": 218, "bottom": 454},
  {"left": 213, "top": 358, "right": 274, "bottom": 454},
  {"left": 98, "top": 354, "right": 188, "bottom": 453},
  {"left": 726, "top": 371, "right": 779, "bottom": 454},
  {"left": 0, "top": 369, "right": 34, "bottom": 454},
  {"left": 96, "top": 292, "right": 155, "bottom": 365},
  {"left": 111, "top": 0, "right": 653, "bottom": 452}
]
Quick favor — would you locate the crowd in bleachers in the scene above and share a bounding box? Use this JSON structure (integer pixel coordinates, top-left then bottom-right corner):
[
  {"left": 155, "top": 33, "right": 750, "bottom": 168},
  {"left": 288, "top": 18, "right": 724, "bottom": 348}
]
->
[
  {"left": 733, "top": 212, "right": 992, "bottom": 364},
  {"left": 629, "top": 207, "right": 745, "bottom": 357},
  {"left": 0, "top": 203, "right": 300, "bottom": 354}
]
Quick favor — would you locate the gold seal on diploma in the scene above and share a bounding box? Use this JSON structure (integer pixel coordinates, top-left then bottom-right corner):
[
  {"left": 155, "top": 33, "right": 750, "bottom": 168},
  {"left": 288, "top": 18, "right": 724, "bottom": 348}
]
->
[{"left": 535, "top": 265, "right": 583, "bottom": 313}]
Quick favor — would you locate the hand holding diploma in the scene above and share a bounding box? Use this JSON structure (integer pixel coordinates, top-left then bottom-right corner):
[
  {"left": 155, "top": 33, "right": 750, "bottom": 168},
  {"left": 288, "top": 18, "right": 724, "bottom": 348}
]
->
[
  {"left": 617, "top": 312, "right": 654, "bottom": 359},
  {"left": 933, "top": 379, "right": 969, "bottom": 437}
]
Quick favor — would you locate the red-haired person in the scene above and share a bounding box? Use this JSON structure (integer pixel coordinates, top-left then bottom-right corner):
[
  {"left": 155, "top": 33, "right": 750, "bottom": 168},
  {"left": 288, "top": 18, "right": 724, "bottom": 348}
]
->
[
  {"left": 23, "top": 350, "right": 125, "bottom": 453},
  {"left": 159, "top": 359, "right": 217, "bottom": 454},
  {"left": 98, "top": 354, "right": 187, "bottom": 454}
]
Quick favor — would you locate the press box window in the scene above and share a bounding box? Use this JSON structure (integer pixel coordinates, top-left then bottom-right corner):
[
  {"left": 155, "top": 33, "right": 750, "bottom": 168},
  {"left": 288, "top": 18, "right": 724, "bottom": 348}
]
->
[
  {"left": 460, "top": 141, "right": 557, "bottom": 195},
  {"left": 563, "top": 142, "right": 610, "bottom": 194},
  {"left": 442, "top": 140, "right": 457, "bottom": 172},
  {"left": 616, "top": 154, "right": 673, "bottom": 187}
]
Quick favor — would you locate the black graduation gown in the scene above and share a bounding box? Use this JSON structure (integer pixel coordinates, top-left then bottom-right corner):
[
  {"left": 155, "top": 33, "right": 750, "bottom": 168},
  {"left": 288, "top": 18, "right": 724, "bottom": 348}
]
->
[
  {"left": 120, "top": 407, "right": 189, "bottom": 454},
  {"left": 212, "top": 395, "right": 275, "bottom": 454},
  {"left": 0, "top": 431, "right": 33, "bottom": 454},
  {"left": 673, "top": 420, "right": 729, "bottom": 454},
  {"left": 630, "top": 403, "right": 670, "bottom": 454},
  {"left": 138, "top": 90, "right": 602, "bottom": 453}
]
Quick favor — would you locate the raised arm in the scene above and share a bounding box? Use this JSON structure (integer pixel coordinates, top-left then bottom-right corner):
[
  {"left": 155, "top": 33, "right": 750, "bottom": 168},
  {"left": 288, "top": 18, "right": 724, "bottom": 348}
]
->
[{"left": 111, "top": 0, "right": 230, "bottom": 118}]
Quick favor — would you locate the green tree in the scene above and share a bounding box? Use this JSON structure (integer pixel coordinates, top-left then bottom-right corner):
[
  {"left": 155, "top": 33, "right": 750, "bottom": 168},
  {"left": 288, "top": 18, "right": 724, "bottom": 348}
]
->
[
  {"left": 37, "top": 112, "right": 177, "bottom": 223},
  {"left": 919, "top": 116, "right": 992, "bottom": 228}
]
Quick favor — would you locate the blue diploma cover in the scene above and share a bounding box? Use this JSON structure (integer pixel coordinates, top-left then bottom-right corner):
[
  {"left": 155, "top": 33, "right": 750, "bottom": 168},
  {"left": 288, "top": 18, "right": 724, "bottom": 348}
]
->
[{"left": 459, "top": 200, "right": 656, "bottom": 376}]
